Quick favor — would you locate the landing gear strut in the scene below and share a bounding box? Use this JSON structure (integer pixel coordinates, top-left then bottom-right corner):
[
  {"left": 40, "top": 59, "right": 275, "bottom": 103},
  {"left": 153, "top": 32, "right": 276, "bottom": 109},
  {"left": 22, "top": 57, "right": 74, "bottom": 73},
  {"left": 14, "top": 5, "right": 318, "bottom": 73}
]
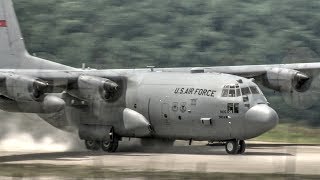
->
[{"left": 225, "top": 140, "right": 246, "bottom": 155}]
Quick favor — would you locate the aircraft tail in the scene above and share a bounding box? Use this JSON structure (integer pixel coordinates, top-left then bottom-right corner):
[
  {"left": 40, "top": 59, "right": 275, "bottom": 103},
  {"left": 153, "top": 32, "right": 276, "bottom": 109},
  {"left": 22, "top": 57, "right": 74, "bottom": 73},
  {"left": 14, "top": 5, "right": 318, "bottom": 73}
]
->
[{"left": 0, "top": 0, "right": 73, "bottom": 70}]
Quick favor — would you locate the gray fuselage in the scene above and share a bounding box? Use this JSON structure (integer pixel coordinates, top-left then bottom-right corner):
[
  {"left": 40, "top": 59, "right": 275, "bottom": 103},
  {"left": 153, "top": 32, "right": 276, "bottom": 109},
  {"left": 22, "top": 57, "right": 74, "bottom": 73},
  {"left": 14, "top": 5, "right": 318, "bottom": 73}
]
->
[{"left": 124, "top": 71, "right": 277, "bottom": 141}]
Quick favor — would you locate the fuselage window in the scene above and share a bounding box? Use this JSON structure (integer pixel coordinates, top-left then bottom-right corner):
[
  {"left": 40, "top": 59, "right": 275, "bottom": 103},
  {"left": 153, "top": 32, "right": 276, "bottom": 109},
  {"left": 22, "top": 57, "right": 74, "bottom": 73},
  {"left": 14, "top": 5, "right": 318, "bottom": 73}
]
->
[
  {"left": 250, "top": 86, "right": 260, "bottom": 94},
  {"left": 172, "top": 102, "right": 179, "bottom": 112}
]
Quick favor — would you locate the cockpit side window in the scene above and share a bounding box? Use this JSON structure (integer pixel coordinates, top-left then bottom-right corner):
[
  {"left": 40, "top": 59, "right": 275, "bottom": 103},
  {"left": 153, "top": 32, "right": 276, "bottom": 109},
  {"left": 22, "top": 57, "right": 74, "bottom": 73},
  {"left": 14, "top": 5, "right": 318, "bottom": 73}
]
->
[
  {"left": 221, "top": 84, "right": 241, "bottom": 97},
  {"left": 222, "top": 89, "right": 228, "bottom": 97},
  {"left": 250, "top": 86, "right": 260, "bottom": 94},
  {"left": 241, "top": 87, "right": 251, "bottom": 95}
]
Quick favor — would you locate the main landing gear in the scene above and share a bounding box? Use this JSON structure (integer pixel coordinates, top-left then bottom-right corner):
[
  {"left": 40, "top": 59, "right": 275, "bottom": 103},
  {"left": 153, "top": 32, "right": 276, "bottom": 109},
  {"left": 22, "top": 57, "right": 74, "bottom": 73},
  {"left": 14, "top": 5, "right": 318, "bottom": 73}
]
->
[
  {"left": 225, "top": 140, "right": 246, "bottom": 155},
  {"left": 85, "top": 139, "right": 119, "bottom": 152}
]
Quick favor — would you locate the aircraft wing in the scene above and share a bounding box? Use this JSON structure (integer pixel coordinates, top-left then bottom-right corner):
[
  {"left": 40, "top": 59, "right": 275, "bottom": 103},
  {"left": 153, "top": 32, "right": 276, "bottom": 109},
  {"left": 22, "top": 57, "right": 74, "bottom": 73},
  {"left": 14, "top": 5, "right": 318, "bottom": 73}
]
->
[
  {"left": 157, "top": 62, "right": 320, "bottom": 78},
  {"left": 158, "top": 62, "right": 320, "bottom": 109}
]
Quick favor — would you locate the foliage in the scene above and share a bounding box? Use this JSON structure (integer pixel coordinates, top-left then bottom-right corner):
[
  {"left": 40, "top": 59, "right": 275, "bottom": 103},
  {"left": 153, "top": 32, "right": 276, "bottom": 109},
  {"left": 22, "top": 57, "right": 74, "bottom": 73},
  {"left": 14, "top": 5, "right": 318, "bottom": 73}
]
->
[
  {"left": 13, "top": 0, "right": 320, "bottom": 126},
  {"left": 15, "top": 0, "right": 320, "bottom": 68},
  {"left": 253, "top": 123, "right": 320, "bottom": 143}
]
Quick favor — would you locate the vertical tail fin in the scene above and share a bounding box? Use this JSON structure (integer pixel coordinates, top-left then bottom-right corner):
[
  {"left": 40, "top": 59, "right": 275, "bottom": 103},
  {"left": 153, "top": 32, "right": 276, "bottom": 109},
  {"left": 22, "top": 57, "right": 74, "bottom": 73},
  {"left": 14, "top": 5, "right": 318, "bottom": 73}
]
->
[
  {"left": 0, "top": 0, "right": 73, "bottom": 69},
  {"left": 0, "top": 0, "right": 27, "bottom": 65}
]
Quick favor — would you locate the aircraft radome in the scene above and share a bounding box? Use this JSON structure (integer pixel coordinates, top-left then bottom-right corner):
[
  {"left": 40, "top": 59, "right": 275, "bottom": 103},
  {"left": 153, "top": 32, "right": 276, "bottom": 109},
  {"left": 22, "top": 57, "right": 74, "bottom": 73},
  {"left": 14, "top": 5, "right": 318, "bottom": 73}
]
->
[{"left": 0, "top": 0, "right": 319, "bottom": 154}]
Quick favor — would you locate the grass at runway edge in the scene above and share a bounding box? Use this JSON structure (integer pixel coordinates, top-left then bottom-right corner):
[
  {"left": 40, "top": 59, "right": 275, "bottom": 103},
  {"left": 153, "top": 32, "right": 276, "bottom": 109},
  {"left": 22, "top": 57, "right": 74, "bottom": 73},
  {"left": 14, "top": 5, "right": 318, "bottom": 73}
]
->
[
  {"left": 253, "top": 123, "right": 320, "bottom": 144},
  {"left": 0, "top": 164, "right": 318, "bottom": 179}
]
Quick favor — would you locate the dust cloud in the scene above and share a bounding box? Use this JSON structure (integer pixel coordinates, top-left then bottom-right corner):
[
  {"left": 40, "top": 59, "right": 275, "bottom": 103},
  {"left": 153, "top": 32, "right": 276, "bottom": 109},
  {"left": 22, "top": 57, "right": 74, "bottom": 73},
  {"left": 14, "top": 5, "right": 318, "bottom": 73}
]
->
[
  {"left": 0, "top": 111, "right": 84, "bottom": 152},
  {"left": 0, "top": 111, "right": 190, "bottom": 153}
]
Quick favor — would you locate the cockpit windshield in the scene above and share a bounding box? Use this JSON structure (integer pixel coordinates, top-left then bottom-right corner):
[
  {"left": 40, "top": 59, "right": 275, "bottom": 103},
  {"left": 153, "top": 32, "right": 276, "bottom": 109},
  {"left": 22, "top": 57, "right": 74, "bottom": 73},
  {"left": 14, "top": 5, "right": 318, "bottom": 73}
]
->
[
  {"left": 249, "top": 86, "right": 260, "bottom": 94},
  {"left": 241, "top": 87, "right": 250, "bottom": 95},
  {"left": 222, "top": 84, "right": 261, "bottom": 97},
  {"left": 241, "top": 86, "right": 261, "bottom": 95}
]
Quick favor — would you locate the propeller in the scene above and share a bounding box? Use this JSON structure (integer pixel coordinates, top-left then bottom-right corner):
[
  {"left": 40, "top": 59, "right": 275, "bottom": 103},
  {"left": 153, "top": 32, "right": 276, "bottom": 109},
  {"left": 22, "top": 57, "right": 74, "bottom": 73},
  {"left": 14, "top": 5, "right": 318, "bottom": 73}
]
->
[
  {"left": 32, "top": 80, "right": 49, "bottom": 99},
  {"left": 102, "top": 81, "right": 118, "bottom": 100},
  {"left": 293, "top": 72, "right": 310, "bottom": 91}
]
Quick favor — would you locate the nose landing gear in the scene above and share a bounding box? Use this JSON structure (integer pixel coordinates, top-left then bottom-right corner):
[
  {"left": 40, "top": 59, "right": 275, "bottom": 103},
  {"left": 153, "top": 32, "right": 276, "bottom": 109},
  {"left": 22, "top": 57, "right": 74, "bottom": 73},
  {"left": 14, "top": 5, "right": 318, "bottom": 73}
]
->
[{"left": 225, "top": 140, "right": 246, "bottom": 155}]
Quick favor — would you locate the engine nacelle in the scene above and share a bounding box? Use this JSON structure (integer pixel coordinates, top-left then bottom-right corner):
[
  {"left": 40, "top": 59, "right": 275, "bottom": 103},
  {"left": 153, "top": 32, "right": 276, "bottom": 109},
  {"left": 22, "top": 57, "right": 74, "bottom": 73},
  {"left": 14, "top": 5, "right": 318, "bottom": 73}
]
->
[
  {"left": 0, "top": 94, "right": 65, "bottom": 113},
  {"left": 76, "top": 75, "right": 118, "bottom": 101},
  {"left": 262, "top": 68, "right": 311, "bottom": 92},
  {"left": 2, "top": 74, "right": 49, "bottom": 101}
]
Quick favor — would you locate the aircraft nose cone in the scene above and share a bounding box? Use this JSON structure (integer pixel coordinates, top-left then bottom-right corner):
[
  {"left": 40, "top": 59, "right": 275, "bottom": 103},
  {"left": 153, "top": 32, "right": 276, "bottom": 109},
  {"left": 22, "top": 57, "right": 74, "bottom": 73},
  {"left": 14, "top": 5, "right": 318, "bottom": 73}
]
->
[{"left": 244, "top": 104, "right": 279, "bottom": 139}]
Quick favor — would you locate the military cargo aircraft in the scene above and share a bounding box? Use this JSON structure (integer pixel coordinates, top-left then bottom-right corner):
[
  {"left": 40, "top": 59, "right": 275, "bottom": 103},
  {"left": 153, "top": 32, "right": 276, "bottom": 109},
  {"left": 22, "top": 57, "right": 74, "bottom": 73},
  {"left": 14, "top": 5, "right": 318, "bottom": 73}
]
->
[{"left": 0, "top": 0, "right": 319, "bottom": 154}]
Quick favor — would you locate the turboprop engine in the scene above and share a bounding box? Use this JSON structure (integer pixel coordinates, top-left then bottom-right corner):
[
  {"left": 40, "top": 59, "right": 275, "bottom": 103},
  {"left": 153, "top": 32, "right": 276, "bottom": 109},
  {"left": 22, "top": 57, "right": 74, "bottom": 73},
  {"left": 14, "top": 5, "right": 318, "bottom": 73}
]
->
[
  {"left": 74, "top": 75, "right": 119, "bottom": 101},
  {"left": 0, "top": 73, "right": 49, "bottom": 101},
  {"left": 262, "top": 68, "right": 320, "bottom": 109},
  {"left": 262, "top": 68, "right": 311, "bottom": 93},
  {"left": 0, "top": 73, "right": 65, "bottom": 113}
]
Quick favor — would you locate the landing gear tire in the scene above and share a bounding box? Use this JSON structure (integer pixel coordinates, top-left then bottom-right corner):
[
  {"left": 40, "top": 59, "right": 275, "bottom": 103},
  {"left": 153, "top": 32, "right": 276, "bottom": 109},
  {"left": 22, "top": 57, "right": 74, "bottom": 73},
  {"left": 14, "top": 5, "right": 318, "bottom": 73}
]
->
[
  {"left": 225, "top": 140, "right": 246, "bottom": 155},
  {"left": 85, "top": 140, "right": 101, "bottom": 151},
  {"left": 101, "top": 140, "right": 119, "bottom": 152},
  {"left": 237, "top": 140, "right": 246, "bottom": 154},
  {"left": 225, "top": 140, "right": 239, "bottom": 154}
]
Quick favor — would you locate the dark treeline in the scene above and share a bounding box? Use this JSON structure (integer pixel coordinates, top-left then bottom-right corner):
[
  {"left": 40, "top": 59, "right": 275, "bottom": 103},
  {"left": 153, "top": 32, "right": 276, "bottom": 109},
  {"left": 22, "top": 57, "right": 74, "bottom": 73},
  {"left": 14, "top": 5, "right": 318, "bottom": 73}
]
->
[{"left": 14, "top": 0, "right": 320, "bottom": 126}]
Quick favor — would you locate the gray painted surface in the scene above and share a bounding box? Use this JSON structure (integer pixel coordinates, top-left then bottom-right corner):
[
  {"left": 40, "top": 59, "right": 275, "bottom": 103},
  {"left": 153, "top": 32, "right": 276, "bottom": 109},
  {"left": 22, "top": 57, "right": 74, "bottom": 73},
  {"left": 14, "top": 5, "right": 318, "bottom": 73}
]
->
[{"left": 0, "top": 0, "right": 316, "bottom": 150}]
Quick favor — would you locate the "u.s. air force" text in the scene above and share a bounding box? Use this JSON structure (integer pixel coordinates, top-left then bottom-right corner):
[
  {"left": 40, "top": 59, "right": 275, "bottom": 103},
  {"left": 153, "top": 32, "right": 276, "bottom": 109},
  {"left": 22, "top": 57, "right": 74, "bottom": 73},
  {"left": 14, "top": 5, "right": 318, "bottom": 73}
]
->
[{"left": 174, "top": 88, "right": 216, "bottom": 97}]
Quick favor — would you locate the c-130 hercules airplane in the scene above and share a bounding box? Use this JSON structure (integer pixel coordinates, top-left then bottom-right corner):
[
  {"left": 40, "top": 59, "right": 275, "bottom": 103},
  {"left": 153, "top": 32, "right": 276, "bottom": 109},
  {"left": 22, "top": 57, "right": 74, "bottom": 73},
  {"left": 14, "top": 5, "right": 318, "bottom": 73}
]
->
[{"left": 0, "top": 0, "right": 319, "bottom": 155}]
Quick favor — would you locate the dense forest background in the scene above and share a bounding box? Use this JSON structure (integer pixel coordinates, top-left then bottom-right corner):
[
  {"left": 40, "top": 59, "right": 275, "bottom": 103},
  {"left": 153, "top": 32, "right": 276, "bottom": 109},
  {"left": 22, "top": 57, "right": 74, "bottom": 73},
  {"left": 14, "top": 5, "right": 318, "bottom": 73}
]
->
[{"left": 13, "top": 0, "right": 320, "bottom": 126}]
